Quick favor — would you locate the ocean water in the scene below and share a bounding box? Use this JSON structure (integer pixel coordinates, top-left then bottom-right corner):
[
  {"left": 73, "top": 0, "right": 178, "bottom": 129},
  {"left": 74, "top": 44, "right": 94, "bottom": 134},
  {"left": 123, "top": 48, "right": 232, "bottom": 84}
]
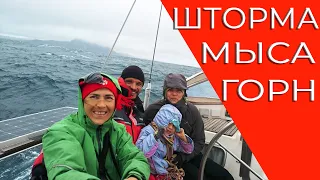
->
[{"left": 0, "top": 37, "right": 218, "bottom": 180}]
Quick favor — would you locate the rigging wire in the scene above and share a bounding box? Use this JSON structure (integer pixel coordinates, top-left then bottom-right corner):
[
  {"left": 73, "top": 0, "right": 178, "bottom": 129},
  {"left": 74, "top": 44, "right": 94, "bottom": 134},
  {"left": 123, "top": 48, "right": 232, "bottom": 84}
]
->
[
  {"left": 102, "top": 0, "right": 137, "bottom": 70},
  {"left": 148, "top": 3, "right": 163, "bottom": 83}
]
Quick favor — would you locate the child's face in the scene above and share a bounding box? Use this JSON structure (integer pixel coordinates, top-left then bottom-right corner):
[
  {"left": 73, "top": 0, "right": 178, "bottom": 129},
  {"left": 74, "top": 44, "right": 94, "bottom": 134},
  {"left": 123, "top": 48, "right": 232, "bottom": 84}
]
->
[{"left": 164, "top": 123, "right": 176, "bottom": 136}]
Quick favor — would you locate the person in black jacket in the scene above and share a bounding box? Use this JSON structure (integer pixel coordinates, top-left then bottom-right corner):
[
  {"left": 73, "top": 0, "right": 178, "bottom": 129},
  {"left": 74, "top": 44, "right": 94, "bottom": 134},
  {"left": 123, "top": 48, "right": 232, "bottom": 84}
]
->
[
  {"left": 143, "top": 73, "right": 234, "bottom": 180},
  {"left": 113, "top": 77, "right": 145, "bottom": 144},
  {"left": 113, "top": 65, "right": 146, "bottom": 143}
]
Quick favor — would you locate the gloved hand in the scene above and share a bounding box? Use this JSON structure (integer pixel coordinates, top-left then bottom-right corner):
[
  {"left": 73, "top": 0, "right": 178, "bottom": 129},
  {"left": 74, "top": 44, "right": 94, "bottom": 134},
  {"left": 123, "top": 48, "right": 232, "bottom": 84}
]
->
[{"left": 172, "top": 153, "right": 184, "bottom": 168}]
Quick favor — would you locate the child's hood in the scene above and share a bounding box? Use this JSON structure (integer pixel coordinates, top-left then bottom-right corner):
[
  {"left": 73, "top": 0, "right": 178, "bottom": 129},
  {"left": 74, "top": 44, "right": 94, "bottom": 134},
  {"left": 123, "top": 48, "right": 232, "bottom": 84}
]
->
[{"left": 153, "top": 104, "right": 182, "bottom": 132}]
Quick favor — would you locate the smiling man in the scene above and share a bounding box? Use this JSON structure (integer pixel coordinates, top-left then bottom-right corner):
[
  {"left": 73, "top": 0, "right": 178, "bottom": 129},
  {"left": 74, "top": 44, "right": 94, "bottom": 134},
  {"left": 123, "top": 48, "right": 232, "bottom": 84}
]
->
[
  {"left": 112, "top": 65, "right": 146, "bottom": 144},
  {"left": 120, "top": 65, "right": 145, "bottom": 113}
]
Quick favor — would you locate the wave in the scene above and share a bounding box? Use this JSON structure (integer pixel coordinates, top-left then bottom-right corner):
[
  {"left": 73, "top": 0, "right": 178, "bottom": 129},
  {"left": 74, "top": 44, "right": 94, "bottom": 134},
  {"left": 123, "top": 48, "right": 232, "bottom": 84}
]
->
[
  {"left": 5, "top": 46, "right": 28, "bottom": 52},
  {"left": 79, "top": 54, "right": 90, "bottom": 59},
  {"left": 58, "top": 54, "right": 75, "bottom": 59},
  {"left": 0, "top": 147, "right": 41, "bottom": 180},
  {"left": 38, "top": 44, "right": 60, "bottom": 48},
  {"left": 0, "top": 68, "right": 7, "bottom": 73},
  {"left": 12, "top": 63, "right": 28, "bottom": 68},
  {"left": 70, "top": 58, "right": 87, "bottom": 66},
  {"left": 37, "top": 44, "right": 68, "bottom": 51},
  {"left": 40, "top": 52, "right": 56, "bottom": 56},
  {"left": 1, "top": 73, "right": 61, "bottom": 95}
]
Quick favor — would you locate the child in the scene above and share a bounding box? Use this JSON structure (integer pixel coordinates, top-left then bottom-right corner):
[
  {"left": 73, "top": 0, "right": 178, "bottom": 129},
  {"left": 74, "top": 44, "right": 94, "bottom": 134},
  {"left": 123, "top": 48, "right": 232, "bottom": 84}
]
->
[{"left": 136, "top": 104, "right": 194, "bottom": 180}]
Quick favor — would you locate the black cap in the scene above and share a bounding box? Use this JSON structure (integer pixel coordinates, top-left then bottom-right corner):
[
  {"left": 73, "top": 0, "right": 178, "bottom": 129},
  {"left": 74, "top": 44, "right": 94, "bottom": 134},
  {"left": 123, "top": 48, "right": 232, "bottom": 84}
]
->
[{"left": 121, "top": 65, "right": 145, "bottom": 84}]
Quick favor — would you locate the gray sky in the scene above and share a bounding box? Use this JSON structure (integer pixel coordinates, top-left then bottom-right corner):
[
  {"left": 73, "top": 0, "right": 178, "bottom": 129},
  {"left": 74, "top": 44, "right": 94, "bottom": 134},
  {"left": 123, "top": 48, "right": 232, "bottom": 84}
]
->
[{"left": 0, "top": 0, "right": 200, "bottom": 67}]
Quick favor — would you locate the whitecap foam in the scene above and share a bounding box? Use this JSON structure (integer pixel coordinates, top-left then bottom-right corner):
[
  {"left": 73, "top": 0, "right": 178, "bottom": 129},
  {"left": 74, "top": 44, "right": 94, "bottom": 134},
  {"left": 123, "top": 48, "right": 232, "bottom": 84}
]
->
[{"left": 79, "top": 55, "right": 90, "bottom": 59}]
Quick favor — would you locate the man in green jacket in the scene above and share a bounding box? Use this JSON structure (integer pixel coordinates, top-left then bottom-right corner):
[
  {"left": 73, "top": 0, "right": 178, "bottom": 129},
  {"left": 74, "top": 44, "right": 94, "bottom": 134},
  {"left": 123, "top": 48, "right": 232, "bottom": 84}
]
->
[{"left": 42, "top": 72, "right": 150, "bottom": 180}]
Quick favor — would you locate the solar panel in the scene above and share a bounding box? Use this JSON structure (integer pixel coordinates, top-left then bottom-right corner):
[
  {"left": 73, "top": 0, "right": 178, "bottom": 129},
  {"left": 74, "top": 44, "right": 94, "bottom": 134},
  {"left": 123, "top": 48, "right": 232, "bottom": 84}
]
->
[{"left": 0, "top": 107, "right": 77, "bottom": 158}]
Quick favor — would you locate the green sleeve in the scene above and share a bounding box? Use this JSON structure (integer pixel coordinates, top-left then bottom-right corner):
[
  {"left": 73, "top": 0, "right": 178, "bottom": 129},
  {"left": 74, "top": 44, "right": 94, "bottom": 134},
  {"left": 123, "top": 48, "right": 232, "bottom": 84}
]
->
[
  {"left": 42, "top": 128, "right": 99, "bottom": 180},
  {"left": 115, "top": 126, "right": 150, "bottom": 180}
]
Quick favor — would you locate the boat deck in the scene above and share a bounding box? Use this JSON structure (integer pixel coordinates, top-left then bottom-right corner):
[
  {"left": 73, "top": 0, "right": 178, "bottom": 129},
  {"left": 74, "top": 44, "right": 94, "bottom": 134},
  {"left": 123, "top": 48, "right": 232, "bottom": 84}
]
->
[
  {"left": 187, "top": 96, "right": 222, "bottom": 105},
  {"left": 187, "top": 96, "right": 238, "bottom": 137},
  {"left": 203, "top": 117, "right": 238, "bottom": 136}
]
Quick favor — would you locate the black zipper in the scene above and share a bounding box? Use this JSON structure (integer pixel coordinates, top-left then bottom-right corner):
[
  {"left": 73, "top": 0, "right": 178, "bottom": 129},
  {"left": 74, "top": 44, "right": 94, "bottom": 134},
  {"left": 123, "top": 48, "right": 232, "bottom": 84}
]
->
[
  {"left": 96, "top": 125, "right": 112, "bottom": 180},
  {"left": 97, "top": 125, "right": 102, "bottom": 153},
  {"left": 95, "top": 127, "right": 121, "bottom": 180},
  {"left": 130, "top": 120, "right": 134, "bottom": 140}
]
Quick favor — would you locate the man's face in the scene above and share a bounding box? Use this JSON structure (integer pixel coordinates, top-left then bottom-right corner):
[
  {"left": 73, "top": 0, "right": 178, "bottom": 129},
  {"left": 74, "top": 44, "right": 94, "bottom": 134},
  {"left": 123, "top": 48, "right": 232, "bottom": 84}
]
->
[
  {"left": 124, "top": 77, "right": 143, "bottom": 99},
  {"left": 166, "top": 88, "right": 184, "bottom": 104}
]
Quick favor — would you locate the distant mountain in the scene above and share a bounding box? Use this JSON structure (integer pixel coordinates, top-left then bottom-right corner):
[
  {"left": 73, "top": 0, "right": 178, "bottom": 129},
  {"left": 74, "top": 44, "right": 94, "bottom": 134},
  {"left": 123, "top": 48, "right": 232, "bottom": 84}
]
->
[
  {"left": 28, "top": 38, "right": 122, "bottom": 56},
  {"left": 0, "top": 35, "right": 140, "bottom": 62},
  {"left": 0, "top": 34, "right": 123, "bottom": 57},
  {"left": 68, "top": 39, "right": 118, "bottom": 56}
]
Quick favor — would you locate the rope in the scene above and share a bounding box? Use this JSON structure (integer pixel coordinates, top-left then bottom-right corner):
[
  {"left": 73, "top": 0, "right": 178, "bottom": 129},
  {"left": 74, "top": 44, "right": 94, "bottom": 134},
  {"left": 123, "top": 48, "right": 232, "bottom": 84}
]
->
[
  {"left": 102, "top": 0, "right": 137, "bottom": 70},
  {"left": 150, "top": 122, "right": 185, "bottom": 180},
  {"left": 148, "top": 3, "right": 163, "bottom": 83}
]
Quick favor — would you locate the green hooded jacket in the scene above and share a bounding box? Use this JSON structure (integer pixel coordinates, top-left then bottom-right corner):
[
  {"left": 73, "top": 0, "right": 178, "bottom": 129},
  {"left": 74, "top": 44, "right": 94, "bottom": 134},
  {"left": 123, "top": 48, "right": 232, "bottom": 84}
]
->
[{"left": 42, "top": 73, "right": 150, "bottom": 180}]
